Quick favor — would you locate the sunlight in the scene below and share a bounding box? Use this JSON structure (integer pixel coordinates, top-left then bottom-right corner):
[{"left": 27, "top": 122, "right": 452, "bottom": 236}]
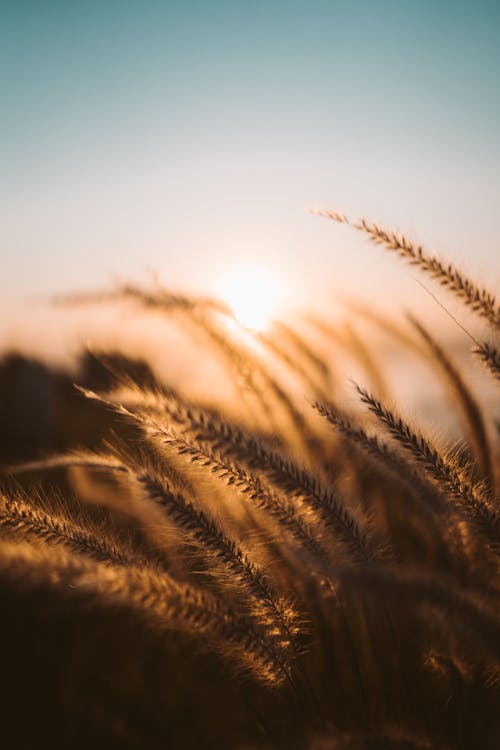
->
[{"left": 216, "top": 265, "right": 284, "bottom": 331}]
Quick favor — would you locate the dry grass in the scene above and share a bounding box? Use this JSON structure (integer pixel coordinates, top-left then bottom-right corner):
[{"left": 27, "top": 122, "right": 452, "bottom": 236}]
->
[{"left": 0, "top": 214, "right": 499, "bottom": 748}]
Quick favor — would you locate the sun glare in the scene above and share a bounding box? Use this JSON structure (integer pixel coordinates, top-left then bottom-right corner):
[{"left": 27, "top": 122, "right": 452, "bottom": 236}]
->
[{"left": 216, "top": 265, "right": 283, "bottom": 331}]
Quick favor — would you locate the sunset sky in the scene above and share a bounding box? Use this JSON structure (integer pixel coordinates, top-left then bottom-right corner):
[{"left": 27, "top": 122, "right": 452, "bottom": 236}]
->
[{"left": 2, "top": 1, "right": 499, "bottom": 315}]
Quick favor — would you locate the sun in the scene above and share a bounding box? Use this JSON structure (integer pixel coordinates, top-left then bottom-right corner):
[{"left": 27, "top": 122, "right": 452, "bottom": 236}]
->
[{"left": 216, "top": 265, "right": 284, "bottom": 331}]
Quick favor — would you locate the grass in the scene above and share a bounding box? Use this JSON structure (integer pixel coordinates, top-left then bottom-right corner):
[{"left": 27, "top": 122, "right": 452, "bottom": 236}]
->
[{"left": 0, "top": 214, "right": 499, "bottom": 749}]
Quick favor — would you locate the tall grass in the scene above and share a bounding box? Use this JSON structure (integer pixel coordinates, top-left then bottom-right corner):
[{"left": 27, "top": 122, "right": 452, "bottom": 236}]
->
[{"left": 0, "top": 214, "right": 499, "bottom": 749}]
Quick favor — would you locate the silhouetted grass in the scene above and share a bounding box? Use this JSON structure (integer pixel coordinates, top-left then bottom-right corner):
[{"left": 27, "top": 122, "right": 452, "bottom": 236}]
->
[{"left": 0, "top": 213, "right": 499, "bottom": 749}]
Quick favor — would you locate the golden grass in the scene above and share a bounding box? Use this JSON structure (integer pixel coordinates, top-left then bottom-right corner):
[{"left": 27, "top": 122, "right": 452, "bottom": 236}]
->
[{"left": 0, "top": 214, "right": 499, "bottom": 748}]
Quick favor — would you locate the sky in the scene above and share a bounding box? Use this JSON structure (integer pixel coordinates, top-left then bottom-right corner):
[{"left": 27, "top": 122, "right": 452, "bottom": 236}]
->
[{"left": 2, "top": 0, "right": 500, "bottom": 317}]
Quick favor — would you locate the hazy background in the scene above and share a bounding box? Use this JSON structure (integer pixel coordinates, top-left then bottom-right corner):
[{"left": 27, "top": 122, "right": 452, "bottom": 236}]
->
[{"left": 2, "top": 0, "right": 499, "bottom": 317}]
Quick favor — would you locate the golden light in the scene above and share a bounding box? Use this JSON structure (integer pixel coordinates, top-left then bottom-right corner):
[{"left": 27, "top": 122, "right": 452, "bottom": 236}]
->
[{"left": 216, "top": 265, "right": 284, "bottom": 331}]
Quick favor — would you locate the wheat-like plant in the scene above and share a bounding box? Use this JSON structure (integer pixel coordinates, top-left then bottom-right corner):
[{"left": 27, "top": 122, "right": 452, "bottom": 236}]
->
[{"left": 1, "top": 211, "right": 499, "bottom": 749}]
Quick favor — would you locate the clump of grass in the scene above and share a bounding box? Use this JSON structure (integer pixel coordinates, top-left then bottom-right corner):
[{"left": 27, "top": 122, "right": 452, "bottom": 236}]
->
[
  {"left": 0, "top": 211, "right": 499, "bottom": 749},
  {"left": 0, "top": 540, "right": 289, "bottom": 686}
]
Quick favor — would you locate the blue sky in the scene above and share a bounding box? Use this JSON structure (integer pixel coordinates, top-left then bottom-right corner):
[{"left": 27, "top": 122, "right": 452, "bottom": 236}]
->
[{"left": 2, "top": 1, "right": 499, "bottom": 312}]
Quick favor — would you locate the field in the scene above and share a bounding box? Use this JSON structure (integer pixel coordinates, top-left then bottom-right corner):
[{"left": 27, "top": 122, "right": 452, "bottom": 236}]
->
[{"left": 1, "top": 216, "right": 499, "bottom": 749}]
